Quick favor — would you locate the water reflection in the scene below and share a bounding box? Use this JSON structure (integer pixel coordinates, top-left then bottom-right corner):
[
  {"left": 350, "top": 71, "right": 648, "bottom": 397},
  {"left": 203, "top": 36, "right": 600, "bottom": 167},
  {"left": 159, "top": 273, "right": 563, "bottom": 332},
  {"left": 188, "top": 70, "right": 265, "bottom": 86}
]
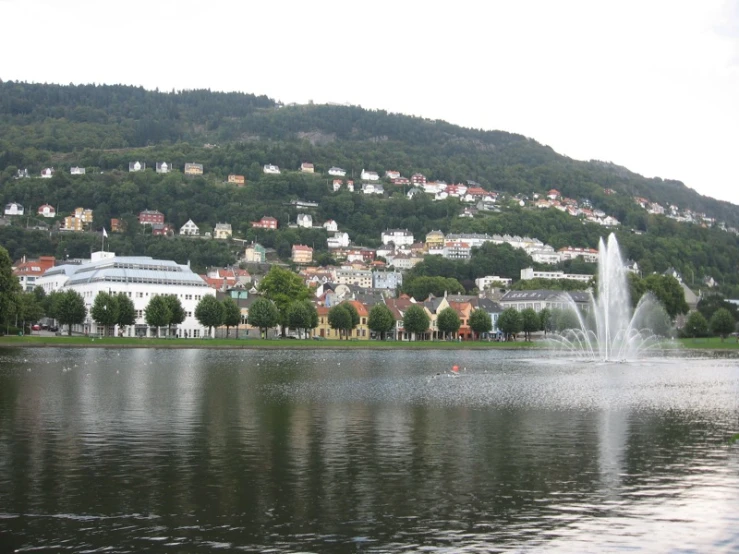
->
[{"left": 0, "top": 348, "right": 737, "bottom": 552}]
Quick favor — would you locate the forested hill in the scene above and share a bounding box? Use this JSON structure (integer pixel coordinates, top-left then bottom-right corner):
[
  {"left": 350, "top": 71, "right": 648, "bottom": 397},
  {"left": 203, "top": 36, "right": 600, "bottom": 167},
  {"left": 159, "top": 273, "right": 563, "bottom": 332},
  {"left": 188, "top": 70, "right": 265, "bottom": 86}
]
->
[{"left": 0, "top": 80, "right": 736, "bottom": 225}]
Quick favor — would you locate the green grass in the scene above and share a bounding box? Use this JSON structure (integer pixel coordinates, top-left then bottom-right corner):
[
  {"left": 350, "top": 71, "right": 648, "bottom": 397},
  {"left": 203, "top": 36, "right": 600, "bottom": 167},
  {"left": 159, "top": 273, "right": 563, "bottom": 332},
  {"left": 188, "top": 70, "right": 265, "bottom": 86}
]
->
[
  {"left": 677, "top": 337, "right": 739, "bottom": 349},
  {"left": 0, "top": 335, "right": 540, "bottom": 350}
]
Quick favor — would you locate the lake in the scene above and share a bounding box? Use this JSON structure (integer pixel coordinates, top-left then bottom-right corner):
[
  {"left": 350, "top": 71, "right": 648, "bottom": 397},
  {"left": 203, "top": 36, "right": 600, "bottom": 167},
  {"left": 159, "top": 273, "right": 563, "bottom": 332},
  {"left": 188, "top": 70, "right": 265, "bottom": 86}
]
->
[{"left": 1, "top": 348, "right": 738, "bottom": 552}]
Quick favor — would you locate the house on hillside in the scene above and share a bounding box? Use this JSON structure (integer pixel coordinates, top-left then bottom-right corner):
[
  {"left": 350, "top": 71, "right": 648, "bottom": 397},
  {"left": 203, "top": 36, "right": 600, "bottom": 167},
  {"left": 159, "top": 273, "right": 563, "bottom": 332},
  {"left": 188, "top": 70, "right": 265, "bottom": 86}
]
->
[
  {"left": 180, "top": 219, "right": 200, "bottom": 236},
  {"left": 385, "top": 170, "right": 400, "bottom": 179},
  {"left": 292, "top": 244, "right": 313, "bottom": 264},
  {"left": 70, "top": 166, "right": 85, "bottom": 175},
  {"left": 296, "top": 214, "right": 313, "bottom": 228},
  {"left": 139, "top": 210, "right": 164, "bottom": 225},
  {"left": 37, "top": 204, "right": 56, "bottom": 218},
  {"left": 184, "top": 163, "right": 203, "bottom": 175},
  {"left": 300, "top": 162, "right": 315, "bottom": 173},
  {"left": 252, "top": 216, "right": 278, "bottom": 230},
  {"left": 244, "top": 243, "right": 266, "bottom": 263},
  {"left": 361, "top": 169, "right": 379, "bottom": 181},
  {"left": 228, "top": 174, "right": 245, "bottom": 186},
  {"left": 263, "top": 164, "right": 280, "bottom": 174},
  {"left": 214, "top": 223, "right": 232, "bottom": 239},
  {"left": 332, "top": 179, "right": 343, "bottom": 191},
  {"left": 40, "top": 168, "right": 54, "bottom": 178},
  {"left": 328, "top": 167, "right": 346, "bottom": 176},
  {"left": 411, "top": 173, "right": 427, "bottom": 186},
  {"left": 129, "top": 161, "right": 145, "bottom": 172},
  {"left": 4, "top": 202, "right": 24, "bottom": 216},
  {"left": 156, "top": 162, "right": 171, "bottom": 173},
  {"left": 323, "top": 220, "right": 338, "bottom": 232}
]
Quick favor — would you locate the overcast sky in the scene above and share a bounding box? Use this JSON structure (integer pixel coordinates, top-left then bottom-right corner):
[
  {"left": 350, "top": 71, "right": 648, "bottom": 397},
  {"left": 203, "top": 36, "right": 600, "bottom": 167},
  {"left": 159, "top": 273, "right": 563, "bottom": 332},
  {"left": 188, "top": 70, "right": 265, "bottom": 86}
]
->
[{"left": 2, "top": 0, "right": 738, "bottom": 204}]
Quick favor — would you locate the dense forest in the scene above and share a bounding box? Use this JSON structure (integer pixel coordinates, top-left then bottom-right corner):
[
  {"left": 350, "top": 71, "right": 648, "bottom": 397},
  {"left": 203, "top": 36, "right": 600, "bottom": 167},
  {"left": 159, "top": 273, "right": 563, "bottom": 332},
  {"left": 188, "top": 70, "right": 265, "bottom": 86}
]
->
[{"left": 1, "top": 81, "right": 738, "bottom": 294}]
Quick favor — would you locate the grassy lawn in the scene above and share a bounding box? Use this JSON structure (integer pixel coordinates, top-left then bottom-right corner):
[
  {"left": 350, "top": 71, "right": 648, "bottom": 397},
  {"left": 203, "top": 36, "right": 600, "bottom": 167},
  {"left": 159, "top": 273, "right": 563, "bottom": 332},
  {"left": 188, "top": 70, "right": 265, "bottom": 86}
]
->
[
  {"left": 677, "top": 337, "right": 739, "bottom": 349},
  {"left": 0, "top": 335, "right": 540, "bottom": 349}
]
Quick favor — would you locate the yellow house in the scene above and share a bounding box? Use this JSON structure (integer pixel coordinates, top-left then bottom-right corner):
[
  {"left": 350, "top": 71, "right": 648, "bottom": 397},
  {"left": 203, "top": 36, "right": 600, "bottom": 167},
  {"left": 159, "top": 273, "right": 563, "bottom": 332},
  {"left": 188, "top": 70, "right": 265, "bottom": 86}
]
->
[
  {"left": 315, "top": 301, "right": 370, "bottom": 339},
  {"left": 292, "top": 244, "right": 313, "bottom": 264},
  {"left": 425, "top": 230, "right": 444, "bottom": 250}
]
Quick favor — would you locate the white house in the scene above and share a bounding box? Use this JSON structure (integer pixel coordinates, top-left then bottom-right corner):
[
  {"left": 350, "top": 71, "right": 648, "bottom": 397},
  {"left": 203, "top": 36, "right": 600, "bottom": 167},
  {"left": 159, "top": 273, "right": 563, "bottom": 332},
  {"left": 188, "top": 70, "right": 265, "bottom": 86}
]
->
[
  {"left": 361, "top": 169, "right": 379, "bottom": 181},
  {"left": 332, "top": 179, "right": 343, "bottom": 191},
  {"left": 362, "top": 183, "right": 384, "bottom": 195},
  {"left": 4, "top": 202, "right": 24, "bottom": 216},
  {"left": 327, "top": 232, "right": 350, "bottom": 249},
  {"left": 328, "top": 167, "right": 346, "bottom": 176},
  {"left": 40, "top": 168, "right": 54, "bottom": 178},
  {"left": 36, "top": 251, "right": 215, "bottom": 337},
  {"left": 129, "top": 161, "right": 145, "bottom": 172},
  {"left": 70, "top": 166, "right": 86, "bottom": 175},
  {"left": 475, "top": 276, "right": 513, "bottom": 290},
  {"left": 381, "top": 229, "right": 414, "bottom": 247},
  {"left": 323, "top": 220, "right": 338, "bottom": 232},
  {"left": 156, "top": 162, "right": 171, "bottom": 173},
  {"left": 520, "top": 267, "right": 593, "bottom": 282},
  {"left": 385, "top": 170, "right": 401, "bottom": 179},
  {"left": 213, "top": 223, "right": 232, "bottom": 239},
  {"left": 346, "top": 180, "right": 354, "bottom": 192},
  {"left": 179, "top": 219, "right": 200, "bottom": 236},
  {"left": 37, "top": 204, "right": 56, "bottom": 218},
  {"left": 263, "top": 164, "right": 280, "bottom": 174},
  {"left": 296, "top": 213, "right": 313, "bottom": 228}
]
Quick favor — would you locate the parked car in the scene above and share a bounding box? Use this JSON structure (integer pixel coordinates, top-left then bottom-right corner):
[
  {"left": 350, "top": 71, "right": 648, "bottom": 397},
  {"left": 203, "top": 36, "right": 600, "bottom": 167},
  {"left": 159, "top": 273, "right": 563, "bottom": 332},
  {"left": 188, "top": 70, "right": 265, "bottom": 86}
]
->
[
  {"left": 32, "top": 324, "right": 40, "bottom": 331},
  {"left": 48, "top": 325, "right": 59, "bottom": 332}
]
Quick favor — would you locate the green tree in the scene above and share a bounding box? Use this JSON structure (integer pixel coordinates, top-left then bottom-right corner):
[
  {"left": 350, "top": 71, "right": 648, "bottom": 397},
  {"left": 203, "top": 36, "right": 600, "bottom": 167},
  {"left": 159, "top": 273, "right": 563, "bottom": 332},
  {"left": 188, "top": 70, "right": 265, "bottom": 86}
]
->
[
  {"left": 222, "top": 297, "right": 242, "bottom": 338},
  {"left": 287, "top": 301, "right": 310, "bottom": 338},
  {"left": 33, "top": 285, "right": 46, "bottom": 304},
  {"left": 521, "top": 308, "right": 540, "bottom": 341},
  {"left": 368, "top": 303, "right": 395, "bottom": 340},
  {"left": 17, "top": 292, "right": 45, "bottom": 333},
  {"left": 54, "top": 290, "right": 87, "bottom": 336},
  {"left": 116, "top": 293, "right": 136, "bottom": 329},
  {"left": 437, "top": 306, "right": 461, "bottom": 340},
  {"left": 697, "top": 293, "right": 739, "bottom": 323},
  {"left": 643, "top": 275, "right": 689, "bottom": 318},
  {"left": 258, "top": 266, "right": 311, "bottom": 336},
  {"left": 539, "top": 308, "right": 553, "bottom": 335},
  {"left": 552, "top": 308, "right": 581, "bottom": 332},
  {"left": 404, "top": 276, "right": 465, "bottom": 301},
  {"left": 303, "top": 300, "right": 319, "bottom": 337},
  {"left": 328, "top": 304, "right": 352, "bottom": 340},
  {"left": 497, "top": 308, "right": 523, "bottom": 341},
  {"left": 469, "top": 308, "right": 492, "bottom": 340},
  {"left": 403, "top": 305, "right": 430, "bottom": 341},
  {"left": 343, "top": 302, "right": 360, "bottom": 338},
  {"left": 145, "top": 295, "right": 172, "bottom": 338},
  {"left": 91, "top": 291, "right": 120, "bottom": 336},
  {"left": 0, "top": 246, "right": 21, "bottom": 330},
  {"left": 709, "top": 308, "right": 735, "bottom": 341},
  {"left": 683, "top": 311, "right": 708, "bottom": 338},
  {"left": 163, "top": 294, "right": 186, "bottom": 337},
  {"left": 247, "top": 297, "right": 279, "bottom": 339},
  {"left": 195, "top": 295, "right": 224, "bottom": 337}
]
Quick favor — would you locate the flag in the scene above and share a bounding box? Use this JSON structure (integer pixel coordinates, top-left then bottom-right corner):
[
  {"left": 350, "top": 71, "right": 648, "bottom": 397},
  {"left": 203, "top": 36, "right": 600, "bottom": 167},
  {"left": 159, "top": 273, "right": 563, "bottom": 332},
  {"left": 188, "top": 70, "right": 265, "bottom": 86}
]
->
[{"left": 102, "top": 227, "right": 108, "bottom": 238}]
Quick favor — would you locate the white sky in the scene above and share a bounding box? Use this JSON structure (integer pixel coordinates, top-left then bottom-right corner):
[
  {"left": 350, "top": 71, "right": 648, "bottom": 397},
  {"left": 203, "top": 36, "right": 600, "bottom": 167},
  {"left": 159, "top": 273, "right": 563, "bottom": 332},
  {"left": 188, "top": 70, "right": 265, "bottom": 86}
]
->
[{"left": 2, "top": 0, "right": 738, "bottom": 204}]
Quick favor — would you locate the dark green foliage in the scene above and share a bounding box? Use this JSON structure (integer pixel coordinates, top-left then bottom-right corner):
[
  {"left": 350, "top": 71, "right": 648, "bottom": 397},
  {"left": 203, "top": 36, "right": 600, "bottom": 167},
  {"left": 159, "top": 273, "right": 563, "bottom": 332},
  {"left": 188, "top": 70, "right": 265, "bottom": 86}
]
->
[
  {"left": 697, "top": 294, "right": 739, "bottom": 323},
  {"left": 145, "top": 295, "right": 172, "bottom": 337},
  {"left": 642, "top": 275, "right": 689, "bottom": 318},
  {"left": 91, "top": 292, "right": 119, "bottom": 335},
  {"left": 164, "top": 295, "right": 186, "bottom": 327},
  {"left": 497, "top": 308, "right": 523, "bottom": 341},
  {"left": 469, "top": 309, "right": 492, "bottom": 339},
  {"left": 258, "top": 266, "right": 311, "bottom": 334},
  {"left": 403, "top": 276, "right": 465, "bottom": 301},
  {"left": 368, "top": 304, "right": 395, "bottom": 340},
  {"left": 221, "top": 297, "right": 241, "bottom": 338},
  {"left": 247, "top": 297, "right": 279, "bottom": 338},
  {"left": 0, "top": 246, "right": 21, "bottom": 328},
  {"left": 116, "top": 293, "right": 136, "bottom": 327},
  {"left": 195, "top": 295, "right": 224, "bottom": 336},
  {"left": 539, "top": 308, "right": 553, "bottom": 334},
  {"left": 684, "top": 311, "right": 709, "bottom": 338},
  {"left": 709, "top": 308, "right": 735, "bottom": 341},
  {"left": 521, "top": 308, "right": 541, "bottom": 340},
  {"left": 50, "top": 290, "right": 86, "bottom": 336},
  {"left": 437, "top": 307, "right": 461, "bottom": 338},
  {"left": 287, "top": 301, "right": 311, "bottom": 338},
  {"left": 328, "top": 305, "right": 352, "bottom": 340},
  {"left": 16, "top": 292, "right": 45, "bottom": 329},
  {"left": 403, "top": 305, "right": 430, "bottom": 340}
]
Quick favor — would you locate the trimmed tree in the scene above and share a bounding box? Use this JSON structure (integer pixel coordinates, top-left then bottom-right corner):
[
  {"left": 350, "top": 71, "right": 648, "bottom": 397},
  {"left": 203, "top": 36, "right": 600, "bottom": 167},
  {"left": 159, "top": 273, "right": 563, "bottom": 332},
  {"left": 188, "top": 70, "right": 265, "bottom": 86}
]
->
[
  {"left": 497, "top": 308, "right": 523, "bottom": 341},
  {"left": 247, "top": 297, "right": 279, "bottom": 339},
  {"left": 469, "top": 309, "right": 492, "bottom": 340},
  {"left": 163, "top": 295, "right": 186, "bottom": 337},
  {"left": 343, "top": 302, "right": 360, "bottom": 339},
  {"left": 145, "top": 295, "right": 172, "bottom": 338},
  {"left": 91, "top": 291, "right": 119, "bottom": 336},
  {"left": 539, "top": 308, "right": 553, "bottom": 335},
  {"left": 684, "top": 311, "right": 708, "bottom": 338},
  {"left": 709, "top": 308, "right": 735, "bottom": 341},
  {"left": 17, "top": 292, "right": 45, "bottom": 333},
  {"left": 54, "top": 290, "right": 87, "bottom": 336},
  {"left": 195, "top": 295, "right": 224, "bottom": 337},
  {"left": 368, "top": 304, "right": 395, "bottom": 340},
  {"left": 287, "top": 301, "right": 310, "bottom": 338},
  {"left": 521, "top": 308, "right": 540, "bottom": 341},
  {"left": 437, "top": 307, "right": 461, "bottom": 340},
  {"left": 403, "top": 305, "right": 430, "bottom": 341},
  {"left": 0, "top": 246, "right": 21, "bottom": 330},
  {"left": 116, "top": 293, "right": 136, "bottom": 331},
  {"left": 303, "top": 300, "right": 318, "bottom": 338},
  {"left": 222, "top": 297, "right": 242, "bottom": 338},
  {"left": 258, "top": 266, "right": 311, "bottom": 336},
  {"left": 328, "top": 304, "right": 352, "bottom": 340}
]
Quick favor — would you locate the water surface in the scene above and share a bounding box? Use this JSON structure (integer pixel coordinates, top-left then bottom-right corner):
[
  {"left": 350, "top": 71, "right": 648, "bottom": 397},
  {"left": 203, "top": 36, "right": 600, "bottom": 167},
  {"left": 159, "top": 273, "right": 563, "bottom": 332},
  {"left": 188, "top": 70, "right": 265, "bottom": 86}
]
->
[{"left": 1, "top": 348, "right": 738, "bottom": 552}]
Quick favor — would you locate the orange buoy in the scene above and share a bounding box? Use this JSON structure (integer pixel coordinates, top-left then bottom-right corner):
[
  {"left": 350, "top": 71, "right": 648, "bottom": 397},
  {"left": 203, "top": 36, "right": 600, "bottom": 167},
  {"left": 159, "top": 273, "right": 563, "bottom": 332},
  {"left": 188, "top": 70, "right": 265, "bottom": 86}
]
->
[{"left": 452, "top": 365, "right": 459, "bottom": 373}]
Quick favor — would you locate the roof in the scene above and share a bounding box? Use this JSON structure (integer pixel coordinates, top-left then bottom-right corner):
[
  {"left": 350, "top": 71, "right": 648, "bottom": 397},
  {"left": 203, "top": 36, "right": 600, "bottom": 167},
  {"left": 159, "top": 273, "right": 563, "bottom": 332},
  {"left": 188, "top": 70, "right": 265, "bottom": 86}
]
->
[
  {"left": 501, "top": 290, "right": 590, "bottom": 303},
  {"left": 59, "top": 255, "right": 208, "bottom": 287}
]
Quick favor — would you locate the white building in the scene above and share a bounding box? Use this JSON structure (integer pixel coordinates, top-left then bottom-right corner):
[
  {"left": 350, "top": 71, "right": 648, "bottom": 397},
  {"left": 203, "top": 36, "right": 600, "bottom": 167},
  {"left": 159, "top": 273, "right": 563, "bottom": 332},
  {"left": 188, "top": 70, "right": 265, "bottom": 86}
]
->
[
  {"left": 361, "top": 169, "right": 379, "bottom": 181},
  {"left": 40, "top": 168, "right": 54, "bottom": 178},
  {"left": 263, "top": 164, "right": 280, "bottom": 174},
  {"left": 70, "top": 166, "right": 86, "bottom": 175},
  {"left": 4, "top": 202, "right": 24, "bottom": 216},
  {"left": 129, "top": 161, "right": 145, "bottom": 172},
  {"left": 156, "top": 162, "right": 171, "bottom": 173},
  {"left": 213, "top": 223, "right": 232, "bottom": 239},
  {"left": 381, "top": 229, "right": 414, "bottom": 246},
  {"left": 323, "top": 220, "right": 338, "bottom": 232},
  {"left": 37, "top": 204, "right": 56, "bottom": 218},
  {"left": 36, "top": 251, "right": 215, "bottom": 337},
  {"left": 530, "top": 249, "right": 561, "bottom": 264},
  {"left": 475, "top": 276, "right": 513, "bottom": 290},
  {"left": 296, "top": 213, "right": 313, "bottom": 228},
  {"left": 520, "top": 267, "right": 593, "bottom": 283},
  {"left": 179, "top": 219, "right": 200, "bottom": 236},
  {"left": 327, "top": 232, "right": 350, "bottom": 249},
  {"left": 328, "top": 167, "right": 346, "bottom": 176},
  {"left": 362, "top": 182, "right": 384, "bottom": 195}
]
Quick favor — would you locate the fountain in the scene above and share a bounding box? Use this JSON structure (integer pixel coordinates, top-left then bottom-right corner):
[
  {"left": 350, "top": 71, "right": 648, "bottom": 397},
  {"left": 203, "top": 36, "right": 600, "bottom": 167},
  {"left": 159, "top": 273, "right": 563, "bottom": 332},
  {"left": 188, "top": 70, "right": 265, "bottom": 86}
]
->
[{"left": 548, "top": 233, "right": 671, "bottom": 360}]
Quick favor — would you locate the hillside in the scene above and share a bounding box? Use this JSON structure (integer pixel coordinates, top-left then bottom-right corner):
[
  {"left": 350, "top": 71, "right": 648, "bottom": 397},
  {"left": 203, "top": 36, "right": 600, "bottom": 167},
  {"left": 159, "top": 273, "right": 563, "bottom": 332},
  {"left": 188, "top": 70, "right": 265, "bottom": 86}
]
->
[{"left": 1, "top": 81, "right": 738, "bottom": 294}]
